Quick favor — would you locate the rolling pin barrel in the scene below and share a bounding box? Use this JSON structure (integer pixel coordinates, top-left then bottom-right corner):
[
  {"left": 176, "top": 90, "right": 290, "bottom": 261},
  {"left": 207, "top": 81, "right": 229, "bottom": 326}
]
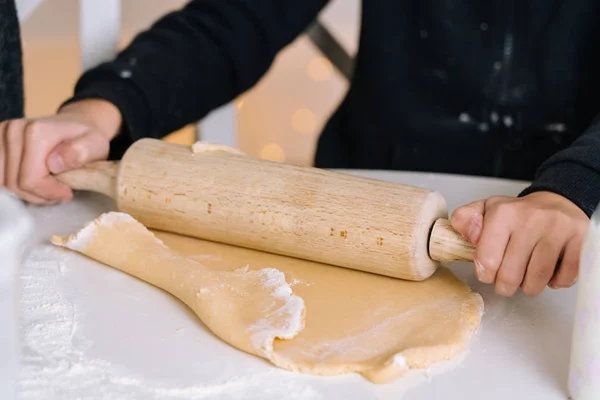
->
[{"left": 56, "top": 139, "right": 475, "bottom": 281}]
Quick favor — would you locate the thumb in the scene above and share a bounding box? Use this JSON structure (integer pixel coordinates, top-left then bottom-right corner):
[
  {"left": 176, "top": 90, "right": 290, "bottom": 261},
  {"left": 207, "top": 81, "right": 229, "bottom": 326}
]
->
[
  {"left": 48, "top": 131, "right": 110, "bottom": 174},
  {"left": 450, "top": 200, "right": 485, "bottom": 244}
]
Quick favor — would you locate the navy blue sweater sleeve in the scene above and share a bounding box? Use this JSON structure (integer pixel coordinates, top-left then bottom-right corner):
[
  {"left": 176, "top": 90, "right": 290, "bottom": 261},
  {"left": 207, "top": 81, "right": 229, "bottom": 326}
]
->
[
  {"left": 520, "top": 119, "right": 600, "bottom": 217},
  {"left": 63, "top": 0, "right": 329, "bottom": 157}
]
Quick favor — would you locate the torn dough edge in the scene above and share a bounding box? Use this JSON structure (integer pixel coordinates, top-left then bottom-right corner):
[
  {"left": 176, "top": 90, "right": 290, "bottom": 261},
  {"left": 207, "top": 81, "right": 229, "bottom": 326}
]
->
[{"left": 50, "top": 211, "right": 306, "bottom": 363}]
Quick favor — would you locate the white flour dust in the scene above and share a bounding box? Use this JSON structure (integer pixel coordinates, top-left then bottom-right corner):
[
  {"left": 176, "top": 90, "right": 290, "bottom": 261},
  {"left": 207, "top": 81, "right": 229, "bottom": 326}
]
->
[
  {"left": 246, "top": 268, "right": 306, "bottom": 355},
  {"left": 289, "top": 278, "right": 314, "bottom": 287},
  {"left": 17, "top": 245, "right": 323, "bottom": 400}
]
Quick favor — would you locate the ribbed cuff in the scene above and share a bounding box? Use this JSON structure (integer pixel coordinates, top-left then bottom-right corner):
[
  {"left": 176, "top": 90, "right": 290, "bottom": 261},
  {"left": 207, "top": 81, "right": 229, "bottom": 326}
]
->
[
  {"left": 519, "top": 162, "right": 600, "bottom": 218},
  {"left": 60, "top": 69, "right": 151, "bottom": 160}
]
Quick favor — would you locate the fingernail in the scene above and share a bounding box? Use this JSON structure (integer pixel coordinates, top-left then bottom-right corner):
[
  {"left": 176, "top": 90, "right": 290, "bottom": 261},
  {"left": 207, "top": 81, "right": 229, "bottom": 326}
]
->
[
  {"left": 496, "top": 282, "right": 514, "bottom": 297},
  {"left": 474, "top": 259, "right": 486, "bottom": 277},
  {"left": 474, "top": 259, "right": 494, "bottom": 283},
  {"left": 468, "top": 213, "right": 483, "bottom": 243},
  {"left": 48, "top": 153, "right": 65, "bottom": 174}
]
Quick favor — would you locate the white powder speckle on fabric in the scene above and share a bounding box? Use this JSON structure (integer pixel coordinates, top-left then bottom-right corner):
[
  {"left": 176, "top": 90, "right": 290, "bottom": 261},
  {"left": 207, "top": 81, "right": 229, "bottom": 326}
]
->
[{"left": 17, "top": 245, "right": 319, "bottom": 400}]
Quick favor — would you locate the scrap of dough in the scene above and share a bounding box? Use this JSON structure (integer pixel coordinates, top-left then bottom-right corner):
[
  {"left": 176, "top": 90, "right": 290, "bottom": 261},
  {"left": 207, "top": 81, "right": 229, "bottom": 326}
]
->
[
  {"left": 53, "top": 213, "right": 484, "bottom": 384},
  {"left": 51, "top": 212, "right": 305, "bottom": 360},
  {"left": 191, "top": 141, "right": 245, "bottom": 155}
]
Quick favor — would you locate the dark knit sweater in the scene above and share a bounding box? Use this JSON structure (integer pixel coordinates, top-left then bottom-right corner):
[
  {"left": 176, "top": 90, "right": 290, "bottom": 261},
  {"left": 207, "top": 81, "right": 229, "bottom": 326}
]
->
[
  {"left": 62, "top": 1, "right": 600, "bottom": 217},
  {"left": 0, "top": 0, "right": 23, "bottom": 122}
]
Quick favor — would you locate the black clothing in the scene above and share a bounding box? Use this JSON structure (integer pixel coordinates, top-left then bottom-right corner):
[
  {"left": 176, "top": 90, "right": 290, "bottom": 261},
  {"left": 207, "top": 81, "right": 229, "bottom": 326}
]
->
[
  {"left": 66, "top": 0, "right": 600, "bottom": 216},
  {"left": 0, "top": 0, "right": 24, "bottom": 122}
]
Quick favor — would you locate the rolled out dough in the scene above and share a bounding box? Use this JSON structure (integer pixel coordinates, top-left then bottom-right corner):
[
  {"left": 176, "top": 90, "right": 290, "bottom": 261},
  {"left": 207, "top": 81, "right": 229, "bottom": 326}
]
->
[
  {"left": 52, "top": 212, "right": 484, "bottom": 384},
  {"left": 191, "top": 141, "right": 245, "bottom": 155}
]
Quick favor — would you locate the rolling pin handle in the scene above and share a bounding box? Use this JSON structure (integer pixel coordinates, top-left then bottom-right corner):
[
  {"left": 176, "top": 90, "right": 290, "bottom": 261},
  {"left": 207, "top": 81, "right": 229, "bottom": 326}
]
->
[
  {"left": 428, "top": 218, "right": 476, "bottom": 263},
  {"left": 54, "top": 161, "right": 119, "bottom": 199}
]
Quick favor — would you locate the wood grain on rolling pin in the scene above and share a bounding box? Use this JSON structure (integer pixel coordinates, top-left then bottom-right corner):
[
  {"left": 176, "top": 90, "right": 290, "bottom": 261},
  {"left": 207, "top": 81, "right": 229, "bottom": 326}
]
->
[{"left": 56, "top": 139, "right": 475, "bottom": 281}]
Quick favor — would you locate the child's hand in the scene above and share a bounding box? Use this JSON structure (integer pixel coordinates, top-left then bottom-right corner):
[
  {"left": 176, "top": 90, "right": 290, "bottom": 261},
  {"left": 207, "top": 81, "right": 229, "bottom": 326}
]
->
[
  {"left": 450, "top": 191, "right": 589, "bottom": 297},
  {"left": 0, "top": 99, "right": 121, "bottom": 204}
]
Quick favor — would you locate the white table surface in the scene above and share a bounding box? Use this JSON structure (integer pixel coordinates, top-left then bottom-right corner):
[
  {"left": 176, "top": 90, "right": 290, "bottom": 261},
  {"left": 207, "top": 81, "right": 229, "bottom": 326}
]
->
[{"left": 16, "top": 170, "right": 577, "bottom": 400}]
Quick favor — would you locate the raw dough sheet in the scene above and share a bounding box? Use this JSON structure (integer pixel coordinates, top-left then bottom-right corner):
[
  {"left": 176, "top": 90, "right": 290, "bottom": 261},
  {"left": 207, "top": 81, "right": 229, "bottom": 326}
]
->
[{"left": 52, "top": 212, "right": 483, "bottom": 384}]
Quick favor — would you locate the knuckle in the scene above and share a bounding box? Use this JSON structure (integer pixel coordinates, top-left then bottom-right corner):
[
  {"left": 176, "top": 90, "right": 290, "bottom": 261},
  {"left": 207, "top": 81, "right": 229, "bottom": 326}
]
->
[
  {"left": 478, "top": 255, "right": 502, "bottom": 272},
  {"left": 25, "top": 121, "right": 49, "bottom": 142},
  {"left": 18, "top": 176, "right": 36, "bottom": 192},
  {"left": 486, "top": 195, "right": 505, "bottom": 205},
  {"left": 90, "top": 131, "right": 110, "bottom": 152},
  {"left": 61, "top": 146, "right": 85, "bottom": 168},
  {"left": 23, "top": 121, "right": 37, "bottom": 137},
  {"left": 25, "top": 120, "right": 43, "bottom": 134},
  {"left": 450, "top": 208, "right": 469, "bottom": 227},
  {"left": 451, "top": 206, "right": 469, "bottom": 218},
  {"left": 499, "top": 275, "right": 522, "bottom": 288},
  {"left": 551, "top": 211, "right": 571, "bottom": 228},
  {"left": 533, "top": 266, "right": 554, "bottom": 281},
  {"left": 5, "top": 122, "right": 22, "bottom": 142},
  {"left": 70, "top": 141, "right": 89, "bottom": 160},
  {"left": 574, "top": 219, "right": 589, "bottom": 237},
  {"left": 521, "top": 284, "right": 543, "bottom": 297},
  {"left": 491, "top": 201, "right": 517, "bottom": 219},
  {"left": 523, "top": 208, "right": 547, "bottom": 229},
  {"left": 4, "top": 118, "right": 19, "bottom": 129}
]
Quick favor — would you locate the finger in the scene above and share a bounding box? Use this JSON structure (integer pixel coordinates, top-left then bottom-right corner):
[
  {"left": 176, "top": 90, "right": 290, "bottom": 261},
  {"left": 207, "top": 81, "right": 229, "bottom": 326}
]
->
[
  {"left": 18, "top": 124, "right": 74, "bottom": 202},
  {"left": 521, "top": 238, "right": 563, "bottom": 295},
  {"left": 49, "top": 130, "right": 110, "bottom": 173},
  {"left": 4, "top": 120, "right": 25, "bottom": 187},
  {"left": 549, "top": 235, "right": 582, "bottom": 289},
  {"left": 4, "top": 120, "right": 48, "bottom": 204},
  {"left": 473, "top": 204, "right": 512, "bottom": 284},
  {"left": 495, "top": 233, "right": 537, "bottom": 296},
  {"left": 18, "top": 120, "right": 90, "bottom": 202},
  {"left": 28, "top": 130, "right": 109, "bottom": 201},
  {"left": 451, "top": 200, "right": 485, "bottom": 244}
]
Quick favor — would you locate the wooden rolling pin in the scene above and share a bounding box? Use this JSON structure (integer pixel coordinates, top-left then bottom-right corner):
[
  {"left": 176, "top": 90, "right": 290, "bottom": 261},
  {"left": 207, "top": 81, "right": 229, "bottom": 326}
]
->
[{"left": 55, "top": 138, "right": 475, "bottom": 281}]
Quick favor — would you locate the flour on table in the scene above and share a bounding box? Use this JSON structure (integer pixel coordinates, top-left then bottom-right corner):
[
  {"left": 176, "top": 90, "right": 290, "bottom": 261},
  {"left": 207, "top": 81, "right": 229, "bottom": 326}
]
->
[{"left": 18, "top": 245, "right": 322, "bottom": 400}]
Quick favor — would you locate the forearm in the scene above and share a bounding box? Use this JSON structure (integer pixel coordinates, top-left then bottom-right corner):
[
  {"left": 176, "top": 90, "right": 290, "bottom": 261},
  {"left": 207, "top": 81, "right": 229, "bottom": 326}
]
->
[{"left": 63, "top": 0, "right": 329, "bottom": 149}]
